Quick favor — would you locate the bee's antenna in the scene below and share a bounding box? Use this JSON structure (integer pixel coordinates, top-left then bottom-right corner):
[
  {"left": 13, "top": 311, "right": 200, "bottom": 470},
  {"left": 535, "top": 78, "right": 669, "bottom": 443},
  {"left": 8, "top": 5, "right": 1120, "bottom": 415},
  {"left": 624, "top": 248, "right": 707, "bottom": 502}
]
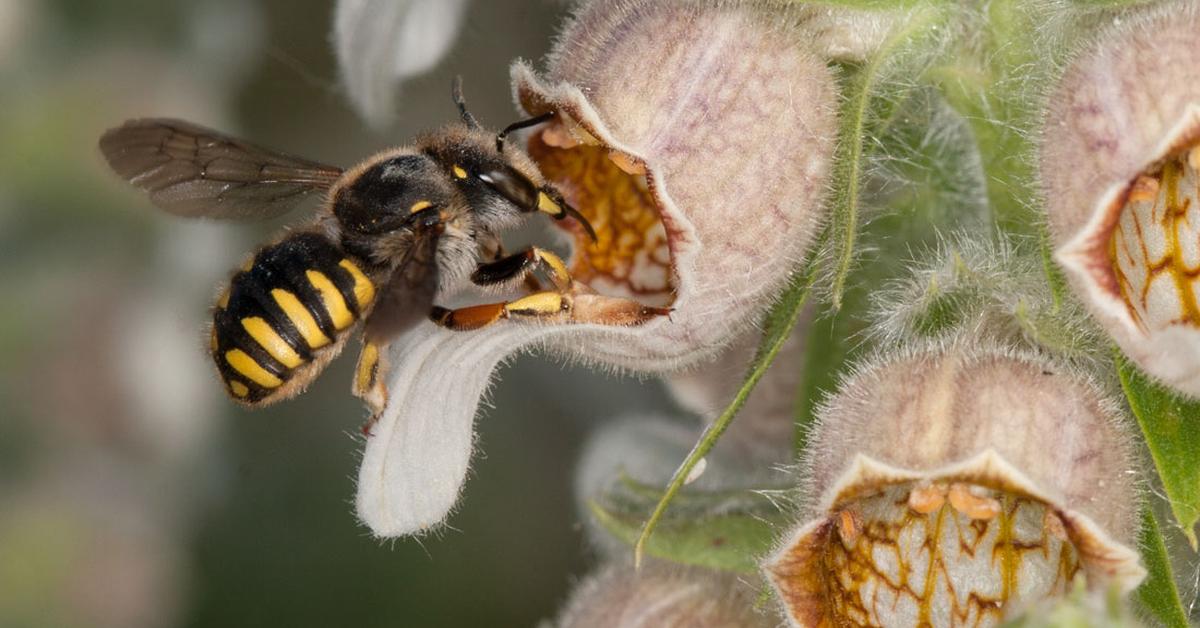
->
[
  {"left": 452, "top": 76, "right": 482, "bottom": 130},
  {"left": 496, "top": 111, "right": 556, "bottom": 153}
]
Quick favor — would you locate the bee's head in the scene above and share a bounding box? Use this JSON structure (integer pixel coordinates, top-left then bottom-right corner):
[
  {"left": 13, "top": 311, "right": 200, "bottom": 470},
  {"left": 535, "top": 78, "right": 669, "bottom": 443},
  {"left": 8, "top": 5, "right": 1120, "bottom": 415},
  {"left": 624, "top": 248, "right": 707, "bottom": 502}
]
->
[{"left": 447, "top": 79, "right": 597, "bottom": 239}]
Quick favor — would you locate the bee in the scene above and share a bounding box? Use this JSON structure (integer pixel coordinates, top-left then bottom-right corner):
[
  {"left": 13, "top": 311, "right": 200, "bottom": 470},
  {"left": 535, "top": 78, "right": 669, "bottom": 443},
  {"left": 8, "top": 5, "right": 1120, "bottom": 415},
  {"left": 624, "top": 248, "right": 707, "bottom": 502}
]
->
[{"left": 99, "top": 80, "right": 661, "bottom": 418}]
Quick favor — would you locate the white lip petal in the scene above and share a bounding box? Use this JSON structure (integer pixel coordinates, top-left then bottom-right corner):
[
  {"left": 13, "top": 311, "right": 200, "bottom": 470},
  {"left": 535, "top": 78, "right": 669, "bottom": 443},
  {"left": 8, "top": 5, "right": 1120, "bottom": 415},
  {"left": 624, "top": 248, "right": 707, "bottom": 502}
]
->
[
  {"left": 333, "top": 0, "right": 468, "bottom": 127},
  {"left": 355, "top": 322, "right": 554, "bottom": 537}
]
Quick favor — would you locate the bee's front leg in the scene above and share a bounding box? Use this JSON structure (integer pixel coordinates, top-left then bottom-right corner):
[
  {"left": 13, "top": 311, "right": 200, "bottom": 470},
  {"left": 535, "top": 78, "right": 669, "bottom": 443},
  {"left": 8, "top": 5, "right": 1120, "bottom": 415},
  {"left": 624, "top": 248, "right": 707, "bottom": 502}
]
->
[
  {"left": 352, "top": 340, "right": 388, "bottom": 435},
  {"left": 470, "top": 246, "right": 572, "bottom": 292}
]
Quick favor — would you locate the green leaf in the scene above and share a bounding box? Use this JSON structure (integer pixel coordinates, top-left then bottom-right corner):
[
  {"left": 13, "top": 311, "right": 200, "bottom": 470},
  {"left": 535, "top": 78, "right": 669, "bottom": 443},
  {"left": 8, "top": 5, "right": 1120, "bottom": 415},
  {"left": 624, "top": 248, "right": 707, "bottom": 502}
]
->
[
  {"left": 591, "top": 483, "right": 788, "bottom": 574},
  {"left": 1118, "top": 357, "right": 1200, "bottom": 548},
  {"left": 1134, "top": 508, "right": 1189, "bottom": 628},
  {"left": 631, "top": 257, "right": 821, "bottom": 567}
]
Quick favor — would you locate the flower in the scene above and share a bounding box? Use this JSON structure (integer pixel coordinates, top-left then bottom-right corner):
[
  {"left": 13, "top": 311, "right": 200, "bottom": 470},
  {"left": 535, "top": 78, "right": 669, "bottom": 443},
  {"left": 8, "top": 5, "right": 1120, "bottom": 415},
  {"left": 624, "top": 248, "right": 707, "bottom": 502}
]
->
[
  {"left": 355, "top": 0, "right": 838, "bottom": 538},
  {"left": 764, "top": 339, "right": 1142, "bottom": 627},
  {"left": 333, "top": 0, "right": 469, "bottom": 128},
  {"left": 1039, "top": 2, "right": 1200, "bottom": 395},
  {"left": 553, "top": 561, "right": 773, "bottom": 628}
]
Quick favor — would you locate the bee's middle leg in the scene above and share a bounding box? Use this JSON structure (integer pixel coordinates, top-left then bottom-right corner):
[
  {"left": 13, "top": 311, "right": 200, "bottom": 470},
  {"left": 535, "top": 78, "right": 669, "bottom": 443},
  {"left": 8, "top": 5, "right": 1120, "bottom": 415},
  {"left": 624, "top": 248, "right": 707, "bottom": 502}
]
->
[{"left": 430, "top": 291, "right": 571, "bottom": 331}]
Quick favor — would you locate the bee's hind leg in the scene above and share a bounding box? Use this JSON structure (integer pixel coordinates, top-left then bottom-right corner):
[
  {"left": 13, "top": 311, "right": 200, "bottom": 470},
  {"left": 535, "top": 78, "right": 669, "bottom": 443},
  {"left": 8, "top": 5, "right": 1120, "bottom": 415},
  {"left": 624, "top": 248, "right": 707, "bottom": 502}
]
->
[{"left": 352, "top": 340, "right": 388, "bottom": 436}]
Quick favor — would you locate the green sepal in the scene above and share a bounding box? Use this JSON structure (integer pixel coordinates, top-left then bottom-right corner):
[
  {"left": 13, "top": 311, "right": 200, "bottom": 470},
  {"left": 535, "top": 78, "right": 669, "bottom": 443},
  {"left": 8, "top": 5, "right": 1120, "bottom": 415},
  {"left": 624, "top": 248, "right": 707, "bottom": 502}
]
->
[{"left": 591, "top": 476, "right": 790, "bottom": 575}]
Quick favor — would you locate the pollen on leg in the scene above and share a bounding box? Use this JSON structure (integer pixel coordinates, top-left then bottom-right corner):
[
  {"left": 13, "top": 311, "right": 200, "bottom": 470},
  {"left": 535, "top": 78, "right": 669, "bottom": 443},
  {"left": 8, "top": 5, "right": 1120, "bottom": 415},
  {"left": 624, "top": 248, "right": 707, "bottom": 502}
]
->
[{"left": 506, "top": 291, "right": 567, "bottom": 317}]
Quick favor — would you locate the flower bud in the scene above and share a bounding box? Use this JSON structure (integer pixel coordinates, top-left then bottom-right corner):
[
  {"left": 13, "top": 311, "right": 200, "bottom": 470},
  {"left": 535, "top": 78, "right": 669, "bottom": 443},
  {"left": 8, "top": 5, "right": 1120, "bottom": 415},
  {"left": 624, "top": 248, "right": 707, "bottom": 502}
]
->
[
  {"left": 555, "top": 561, "right": 773, "bottom": 628},
  {"left": 764, "top": 340, "right": 1143, "bottom": 627},
  {"left": 358, "top": 0, "right": 838, "bottom": 537},
  {"left": 1040, "top": 3, "right": 1200, "bottom": 395}
]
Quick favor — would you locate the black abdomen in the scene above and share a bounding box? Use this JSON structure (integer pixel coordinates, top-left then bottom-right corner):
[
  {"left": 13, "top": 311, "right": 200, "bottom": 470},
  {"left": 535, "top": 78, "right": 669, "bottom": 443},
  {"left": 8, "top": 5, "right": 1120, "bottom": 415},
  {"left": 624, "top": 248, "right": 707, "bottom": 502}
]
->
[{"left": 211, "top": 231, "right": 376, "bottom": 404}]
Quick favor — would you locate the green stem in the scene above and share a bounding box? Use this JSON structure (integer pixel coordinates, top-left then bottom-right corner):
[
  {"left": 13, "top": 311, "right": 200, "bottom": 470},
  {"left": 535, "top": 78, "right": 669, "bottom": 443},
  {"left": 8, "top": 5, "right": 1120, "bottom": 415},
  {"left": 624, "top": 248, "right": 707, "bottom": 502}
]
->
[
  {"left": 829, "top": 7, "right": 944, "bottom": 309},
  {"left": 634, "top": 263, "right": 820, "bottom": 567}
]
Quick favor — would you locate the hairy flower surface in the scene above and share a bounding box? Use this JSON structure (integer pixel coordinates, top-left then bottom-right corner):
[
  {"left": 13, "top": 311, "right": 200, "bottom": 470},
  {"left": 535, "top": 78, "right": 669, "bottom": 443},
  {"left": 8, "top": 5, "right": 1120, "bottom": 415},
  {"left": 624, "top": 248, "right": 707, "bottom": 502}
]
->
[
  {"left": 1040, "top": 3, "right": 1200, "bottom": 395},
  {"left": 355, "top": 0, "right": 837, "bottom": 538},
  {"left": 764, "top": 340, "right": 1142, "bottom": 627},
  {"left": 554, "top": 561, "right": 773, "bottom": 628}
]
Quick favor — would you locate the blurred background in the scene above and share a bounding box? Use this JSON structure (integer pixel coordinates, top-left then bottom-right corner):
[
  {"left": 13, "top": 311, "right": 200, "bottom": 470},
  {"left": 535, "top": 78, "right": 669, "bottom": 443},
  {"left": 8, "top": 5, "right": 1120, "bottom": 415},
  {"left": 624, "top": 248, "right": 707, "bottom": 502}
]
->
[{"left": 0, "top": 1, "right": 676, "bottom": 626}]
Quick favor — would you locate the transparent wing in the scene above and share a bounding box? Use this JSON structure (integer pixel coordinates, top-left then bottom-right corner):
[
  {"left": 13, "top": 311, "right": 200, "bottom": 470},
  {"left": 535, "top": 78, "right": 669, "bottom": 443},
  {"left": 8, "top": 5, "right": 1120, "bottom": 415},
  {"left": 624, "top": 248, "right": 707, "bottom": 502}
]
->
[
  {"left": 99, "top": 118, "right": 344, "bottom": 219},
  {"left": 364, "top": 230, "right": 441, "bottom": 342}
]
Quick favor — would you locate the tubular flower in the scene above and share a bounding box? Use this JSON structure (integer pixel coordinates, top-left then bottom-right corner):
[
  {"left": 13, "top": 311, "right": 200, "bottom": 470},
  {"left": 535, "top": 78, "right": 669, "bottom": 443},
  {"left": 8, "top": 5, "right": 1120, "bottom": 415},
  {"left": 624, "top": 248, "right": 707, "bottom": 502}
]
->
[
  {"left": 1040, "top": 3, "right": 1200, "bottom": 395},
  {"left": 764, "top": 340, "right": 1143, "bottom": 628},
  {"left": 554, "top": 561, "right": 774, "bottom": 628},
  {"left": 356, "top": 0, "right": 837, "bottom": 538}
]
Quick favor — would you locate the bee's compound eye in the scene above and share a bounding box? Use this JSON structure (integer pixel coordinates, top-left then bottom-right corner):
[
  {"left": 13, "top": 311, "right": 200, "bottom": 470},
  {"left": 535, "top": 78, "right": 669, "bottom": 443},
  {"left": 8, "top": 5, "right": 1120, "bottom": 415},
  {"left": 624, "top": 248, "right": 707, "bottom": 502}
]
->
[{"left": 477, "top": 167, "right": 539, "bottom": 211}]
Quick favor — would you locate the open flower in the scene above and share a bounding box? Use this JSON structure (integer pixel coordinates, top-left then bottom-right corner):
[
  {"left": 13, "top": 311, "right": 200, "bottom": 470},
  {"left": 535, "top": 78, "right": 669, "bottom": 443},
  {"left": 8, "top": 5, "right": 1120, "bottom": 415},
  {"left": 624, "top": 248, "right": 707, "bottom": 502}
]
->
[
  {"left": 1040, "top": 2, "right": 1200, "bottom": 395},
  {"left": 764, "top": 340, "right": 1143, "bottom": 627},
  {"left": 355, "top": 0, "right": 838, "bottom": 538}
]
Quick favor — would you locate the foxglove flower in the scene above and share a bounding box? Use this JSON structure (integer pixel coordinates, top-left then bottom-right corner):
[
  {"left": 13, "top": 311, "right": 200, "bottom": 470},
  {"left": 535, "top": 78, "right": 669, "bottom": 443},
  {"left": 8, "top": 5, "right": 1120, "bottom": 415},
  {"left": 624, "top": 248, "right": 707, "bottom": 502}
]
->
[
  {"left": 765, "top": 340, "right": 1143, "bottom": 627},
  {"left": 1040, "top": 3, "right": 1200, "bottom": 395},
  {"left": 356, "top": 0, "right": 838, "bottom": 537},
  {"left": 554, "top": 561, "right": 773, "bottom": 628}
]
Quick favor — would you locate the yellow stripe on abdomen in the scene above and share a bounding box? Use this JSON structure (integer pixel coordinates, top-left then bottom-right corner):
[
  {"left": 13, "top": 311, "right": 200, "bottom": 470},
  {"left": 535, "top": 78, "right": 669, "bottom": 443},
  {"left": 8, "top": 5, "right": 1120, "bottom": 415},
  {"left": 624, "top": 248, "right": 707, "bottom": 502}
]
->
[
  {"left": 306, "top": 270, "right": 355, "bottom": 330},
  {"left": 339, "top": 259, "right": 375, "bottom": 309},
  {"left": 241, "top": 317, "right": 303, "bottom": 368},
  {"left": 225, "top": 349, "right": 283, "bottom": 388},
  {"left": 271, "top": 288, "right": 331, "bottom": 348},
  {"left": 229, "top": 380, "right": 250, "bottom": 398}
]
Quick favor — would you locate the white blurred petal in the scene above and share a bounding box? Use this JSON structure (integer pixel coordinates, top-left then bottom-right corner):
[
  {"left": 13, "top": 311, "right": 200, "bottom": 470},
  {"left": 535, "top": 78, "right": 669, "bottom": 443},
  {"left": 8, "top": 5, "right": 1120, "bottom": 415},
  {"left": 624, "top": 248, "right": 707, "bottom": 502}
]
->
[
  {"left": 334, "top": 0, "right": 468, "bottom": 127},
  {"left": 355, "top": 322, "right": 558, "bottom": 537}
]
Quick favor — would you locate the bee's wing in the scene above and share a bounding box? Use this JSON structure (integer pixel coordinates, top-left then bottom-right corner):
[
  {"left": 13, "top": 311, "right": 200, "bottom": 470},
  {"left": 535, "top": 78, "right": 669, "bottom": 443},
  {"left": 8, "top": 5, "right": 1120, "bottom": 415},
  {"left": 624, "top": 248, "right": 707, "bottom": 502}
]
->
[
  {"left": 363, "top": 229, "right": 441, "bottom": 342},
  {"left": 99, "top": 118, "right": 344, "bottom": 220}
]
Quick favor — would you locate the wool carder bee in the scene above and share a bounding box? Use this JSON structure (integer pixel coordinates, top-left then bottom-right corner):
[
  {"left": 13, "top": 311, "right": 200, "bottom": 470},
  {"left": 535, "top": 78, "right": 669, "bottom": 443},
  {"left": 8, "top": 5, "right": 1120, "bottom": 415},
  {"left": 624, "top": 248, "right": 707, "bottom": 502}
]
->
[{"left": 99, "top": 82, "right": 663, "bottom": 417}]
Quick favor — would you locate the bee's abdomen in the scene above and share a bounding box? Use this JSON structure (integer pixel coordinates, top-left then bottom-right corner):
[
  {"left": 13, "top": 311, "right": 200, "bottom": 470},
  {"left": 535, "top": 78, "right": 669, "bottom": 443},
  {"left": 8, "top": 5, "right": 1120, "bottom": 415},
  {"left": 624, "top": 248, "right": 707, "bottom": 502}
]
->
[{"left": 211, "top": 231, "right": 377, "bottom": 404}]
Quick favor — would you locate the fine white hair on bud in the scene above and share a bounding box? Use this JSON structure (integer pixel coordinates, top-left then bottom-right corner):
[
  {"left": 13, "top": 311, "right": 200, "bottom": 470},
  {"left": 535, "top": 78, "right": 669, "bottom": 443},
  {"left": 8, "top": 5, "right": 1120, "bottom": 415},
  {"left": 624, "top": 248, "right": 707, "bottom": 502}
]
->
[
  {"left": 1040, "top": 2, "right": 1200, "bottom": 396},
  {"left": 866, "top": 233, "right": 1101, "bottom": 360},
  {"left": 554, "top": 561, "right": 775, "bottom": 628},
  {"left": 357, "top": 0, "right": 838, "bottom": 538},
  {"left": 764, "top": 339, "right": 1143, "bottom": 628}
]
